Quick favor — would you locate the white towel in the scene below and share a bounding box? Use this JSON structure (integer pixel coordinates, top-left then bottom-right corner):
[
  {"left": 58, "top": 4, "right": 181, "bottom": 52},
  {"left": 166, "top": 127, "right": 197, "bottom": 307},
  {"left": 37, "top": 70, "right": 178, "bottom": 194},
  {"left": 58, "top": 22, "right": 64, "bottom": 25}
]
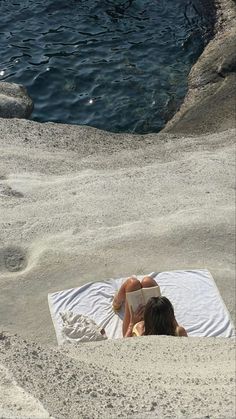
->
[{"left": 48, "top": 269, "right": 235, "bottom": 345}]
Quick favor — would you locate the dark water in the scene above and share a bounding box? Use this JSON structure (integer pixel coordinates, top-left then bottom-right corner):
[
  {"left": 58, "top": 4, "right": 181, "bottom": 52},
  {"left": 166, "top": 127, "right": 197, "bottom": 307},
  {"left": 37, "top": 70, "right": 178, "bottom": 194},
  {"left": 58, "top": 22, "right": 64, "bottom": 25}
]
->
[{"left": 0, "top": 0, "right": 215, "bottom": 133}]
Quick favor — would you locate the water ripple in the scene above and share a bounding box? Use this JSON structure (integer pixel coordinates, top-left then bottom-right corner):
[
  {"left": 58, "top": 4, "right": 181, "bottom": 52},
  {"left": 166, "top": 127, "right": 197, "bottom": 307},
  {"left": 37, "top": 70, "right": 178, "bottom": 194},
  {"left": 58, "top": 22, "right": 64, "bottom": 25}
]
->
[{"left": 0, "top": 0, "right": 215, "bottom": 133}]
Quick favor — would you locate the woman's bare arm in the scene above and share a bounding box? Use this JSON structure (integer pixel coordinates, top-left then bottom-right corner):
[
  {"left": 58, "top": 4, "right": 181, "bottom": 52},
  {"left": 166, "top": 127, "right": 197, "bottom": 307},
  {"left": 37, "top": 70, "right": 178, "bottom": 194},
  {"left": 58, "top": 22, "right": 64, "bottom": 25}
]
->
[
  {"left": 124, "top": 323, "right": 134, "bottom": 337},
  {"left": 124, "top": 305, "right": 144, "bottom": 338}
]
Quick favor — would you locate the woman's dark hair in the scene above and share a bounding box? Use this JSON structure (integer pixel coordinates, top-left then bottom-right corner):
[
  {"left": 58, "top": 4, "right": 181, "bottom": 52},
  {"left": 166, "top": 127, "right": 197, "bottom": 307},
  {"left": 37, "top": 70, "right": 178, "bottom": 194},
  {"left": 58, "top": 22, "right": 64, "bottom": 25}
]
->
[{"left": 144, "top": 296, "right": 176, "bottom": 336}]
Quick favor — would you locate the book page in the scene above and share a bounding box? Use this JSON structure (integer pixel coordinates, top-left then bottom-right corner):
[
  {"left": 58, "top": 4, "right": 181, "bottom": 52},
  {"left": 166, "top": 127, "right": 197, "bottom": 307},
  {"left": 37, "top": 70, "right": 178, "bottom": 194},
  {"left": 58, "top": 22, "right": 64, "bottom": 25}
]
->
[
  {"left": 126, "top": 285, "right": 161, "bottom": 312},
  {"left": 142, "top": 285, "right": 161, "bottom": 304},
  {"left": 126, "top": 289, "right": 144, "bottom": 312}
]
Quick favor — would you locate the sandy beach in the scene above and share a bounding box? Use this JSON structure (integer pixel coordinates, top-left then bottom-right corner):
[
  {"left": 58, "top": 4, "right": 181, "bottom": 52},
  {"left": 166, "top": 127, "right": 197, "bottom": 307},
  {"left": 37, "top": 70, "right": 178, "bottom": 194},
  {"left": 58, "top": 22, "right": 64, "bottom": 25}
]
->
[{"left": 0, "top": 0, "right": 235, "bottom": 417}]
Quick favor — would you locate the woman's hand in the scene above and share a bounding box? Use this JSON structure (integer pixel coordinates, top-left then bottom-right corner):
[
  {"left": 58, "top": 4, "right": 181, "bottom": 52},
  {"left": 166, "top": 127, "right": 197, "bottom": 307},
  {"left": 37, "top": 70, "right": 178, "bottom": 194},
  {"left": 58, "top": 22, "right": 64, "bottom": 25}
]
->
[{"left": 130, "top": 304, "right": 145, "bottom": 324}]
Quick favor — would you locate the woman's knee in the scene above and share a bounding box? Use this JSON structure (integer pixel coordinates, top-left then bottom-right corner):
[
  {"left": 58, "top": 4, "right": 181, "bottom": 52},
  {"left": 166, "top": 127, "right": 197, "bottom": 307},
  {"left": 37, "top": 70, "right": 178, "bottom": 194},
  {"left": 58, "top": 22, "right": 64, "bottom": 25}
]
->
[
  {"left": 125, "top": 277, "right": 141, "bottom": 292},
  {"left": 141, "top": 276, "right": 157, "bottom": 288}
]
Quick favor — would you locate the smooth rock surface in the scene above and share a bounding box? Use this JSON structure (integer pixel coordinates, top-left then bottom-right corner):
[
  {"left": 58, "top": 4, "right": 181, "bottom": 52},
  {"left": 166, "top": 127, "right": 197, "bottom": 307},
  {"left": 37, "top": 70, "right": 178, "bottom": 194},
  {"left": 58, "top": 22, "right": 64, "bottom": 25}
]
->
[
  {"left": 0, "top": 118, "right": 235, "bottom": 345},
  {"left": 0, "top": 82, "right": 33, "bottom": 119}
]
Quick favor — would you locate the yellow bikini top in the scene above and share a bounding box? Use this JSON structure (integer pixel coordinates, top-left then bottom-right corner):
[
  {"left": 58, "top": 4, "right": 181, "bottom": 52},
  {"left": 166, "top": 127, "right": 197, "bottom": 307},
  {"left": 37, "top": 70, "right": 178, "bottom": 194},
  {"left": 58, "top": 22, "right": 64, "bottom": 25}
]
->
[{"left": 132, "top": 322, "right": 144, "bottom": 337}]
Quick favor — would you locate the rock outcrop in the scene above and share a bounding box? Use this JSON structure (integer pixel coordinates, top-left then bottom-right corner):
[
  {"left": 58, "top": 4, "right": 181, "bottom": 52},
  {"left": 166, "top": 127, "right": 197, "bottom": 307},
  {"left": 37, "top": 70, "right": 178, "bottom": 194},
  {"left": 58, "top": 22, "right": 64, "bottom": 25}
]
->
[
  {"left": 164, "top": 0, "right": 236, "bottom": 135},
  {"left": 0, "top": 82, "right": 33, "bottom": 119}
]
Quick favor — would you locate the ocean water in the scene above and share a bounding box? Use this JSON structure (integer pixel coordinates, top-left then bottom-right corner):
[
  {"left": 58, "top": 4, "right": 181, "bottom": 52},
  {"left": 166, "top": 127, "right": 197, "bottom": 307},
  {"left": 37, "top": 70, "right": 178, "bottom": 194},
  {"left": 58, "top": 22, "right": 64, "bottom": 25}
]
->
[{"left": 0, "top": 0, "right": 215, "bottom": 133}]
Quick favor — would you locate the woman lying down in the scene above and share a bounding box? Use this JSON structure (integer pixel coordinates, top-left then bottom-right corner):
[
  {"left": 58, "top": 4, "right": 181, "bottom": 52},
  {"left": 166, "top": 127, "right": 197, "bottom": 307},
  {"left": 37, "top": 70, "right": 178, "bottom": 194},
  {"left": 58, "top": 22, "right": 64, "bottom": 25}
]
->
[{"left": 113, "top": 276, "right": 187, "bottom": 338}]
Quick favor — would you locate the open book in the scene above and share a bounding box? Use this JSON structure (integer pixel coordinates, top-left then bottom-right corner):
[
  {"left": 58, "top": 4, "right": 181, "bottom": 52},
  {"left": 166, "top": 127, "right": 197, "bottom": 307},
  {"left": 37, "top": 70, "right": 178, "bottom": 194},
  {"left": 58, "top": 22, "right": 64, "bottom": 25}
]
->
[{"left": 126, "top": 285, "right": 161, "bottom": 312}]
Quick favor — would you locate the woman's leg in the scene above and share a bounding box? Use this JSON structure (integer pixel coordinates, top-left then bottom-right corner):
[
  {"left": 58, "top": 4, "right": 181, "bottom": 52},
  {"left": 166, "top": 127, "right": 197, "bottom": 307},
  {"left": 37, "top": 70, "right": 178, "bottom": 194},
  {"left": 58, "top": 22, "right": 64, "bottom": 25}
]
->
[
  {"left": 141, "top": 276, "right": 158, "bottom": 288},
  {"left": 113, "top": 276, "right": 139, "bottom": 309},
  {"left": 122, "top": 278, "right": 142, "bottom": 336}
]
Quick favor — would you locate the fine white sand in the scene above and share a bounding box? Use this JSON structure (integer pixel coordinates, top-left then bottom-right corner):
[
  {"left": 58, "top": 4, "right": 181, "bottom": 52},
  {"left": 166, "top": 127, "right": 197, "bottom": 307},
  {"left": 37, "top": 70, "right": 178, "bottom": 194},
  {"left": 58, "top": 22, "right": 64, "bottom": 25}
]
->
[{"left": 0, "top": 118, "right": 235, "bottom": 418}]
